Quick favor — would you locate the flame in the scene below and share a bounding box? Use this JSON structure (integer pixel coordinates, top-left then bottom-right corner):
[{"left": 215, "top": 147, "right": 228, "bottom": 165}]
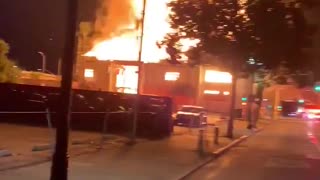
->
[{"left": 85, "top": 0, "right": 198, "bottom": 63}]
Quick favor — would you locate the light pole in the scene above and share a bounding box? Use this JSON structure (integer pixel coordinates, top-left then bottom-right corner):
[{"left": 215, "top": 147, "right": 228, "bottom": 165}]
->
[
  {"left": 131, "top": 0, "right": 147, "bottom": 144},
  {"left": 38, "top": 51, "right": 46, "bottom": 73}
]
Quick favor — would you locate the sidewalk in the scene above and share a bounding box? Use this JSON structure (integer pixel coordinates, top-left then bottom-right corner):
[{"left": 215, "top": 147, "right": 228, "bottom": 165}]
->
[
  {"left": 0, "top": 120, "right": 265, "bottom": 180},
  {"left": 0, "top": 123, "right": 119, "bottom": 154}
]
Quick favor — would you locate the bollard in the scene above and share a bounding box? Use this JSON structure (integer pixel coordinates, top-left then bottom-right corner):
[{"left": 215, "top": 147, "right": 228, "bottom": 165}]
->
[
  {"left": 198, "top": 129, "right": 205, "bottom": 155},
  {"left": 214, "top": 126, "right": 219, "bottom": 145},
  {"left": 46, "top": 108, "right": 55, "bottom": 155},
  {"left": 102, "top": 109, "right": 110, "bottom": 135},
  {"left": 100, "top": 109, "right": 110, "bottom": 148}
]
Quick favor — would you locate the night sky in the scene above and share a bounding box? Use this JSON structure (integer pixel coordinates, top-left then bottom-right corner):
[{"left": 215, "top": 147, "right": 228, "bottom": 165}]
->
[
  {"left": 0, "top": 0, "right": 98, "bottom": 73},
  {"left": 0, "top": 1, "right": 319, "bottom": 75}
]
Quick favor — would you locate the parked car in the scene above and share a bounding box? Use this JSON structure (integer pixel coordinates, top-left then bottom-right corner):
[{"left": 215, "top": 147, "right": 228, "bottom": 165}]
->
[{"left": 173, "top": 105, "right": 208, "bottom": 127}]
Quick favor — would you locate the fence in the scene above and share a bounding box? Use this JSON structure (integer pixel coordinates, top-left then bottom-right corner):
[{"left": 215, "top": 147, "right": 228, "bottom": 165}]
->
[{"left": 0, "top": 83, "right": 173, "bottom": 138}]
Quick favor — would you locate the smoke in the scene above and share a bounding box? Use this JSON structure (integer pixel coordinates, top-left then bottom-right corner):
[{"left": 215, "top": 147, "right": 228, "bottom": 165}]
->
[{"left": 95, "top": 0, "right": 137, "bottom": 39}]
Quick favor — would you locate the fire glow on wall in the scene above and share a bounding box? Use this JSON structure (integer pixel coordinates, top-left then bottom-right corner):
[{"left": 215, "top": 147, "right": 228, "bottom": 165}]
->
[{"left": 204, "top": 70, "right": 232, "bottom": 84}]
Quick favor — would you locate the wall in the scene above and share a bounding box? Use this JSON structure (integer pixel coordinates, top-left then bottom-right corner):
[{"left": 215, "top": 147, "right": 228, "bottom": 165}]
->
[
  {"left": 141, "top": 63, "right": 199, "bottom": 110},
  {"left": 79, "top": 59, "right": 110, "bottom": 91},
  {"left": 197, "top": 66, "right": 232, "bottom": 113},
  {"left": 75, "top": 58, "right": 250, "bottom": 113}
]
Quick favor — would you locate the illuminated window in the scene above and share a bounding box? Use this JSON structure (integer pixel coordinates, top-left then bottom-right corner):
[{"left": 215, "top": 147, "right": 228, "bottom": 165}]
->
[
  {"left": 165, "top": 72, "right": 180, "bottom": 81},
  {"left": 223, "top": 91, "right": 230, "bottom": 95},
  {"left": 84, "top": 69, "right": 94, "bottom": 78},
  {"left": 204, "top": 90, "right": 220, "bottom": 95},
  {"left": 116, "top": 66, "right": 138, "bottom": 94},
  {"left": 204, "top": 70, "right": 232, "bottom": 83}
]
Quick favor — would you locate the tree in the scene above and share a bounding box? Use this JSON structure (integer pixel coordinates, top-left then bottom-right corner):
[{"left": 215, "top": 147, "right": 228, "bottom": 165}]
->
[
  {"left": 162, "top": 0, "right": 258, "bottom": 137},
  {"left": 0, "top": 39, "right": 21, "bottom": 83},
  {"left": 162, "top": 0, "right": 317, "bottom": 136},
  {"left": 246, "top": 0, "right": 318, "bottom": 112},
  {"left": 163, "top": 0, "right": 256, "bottom": 65},
  {"left": 247, "top": 0, "right": 317, "bottom": 70}
]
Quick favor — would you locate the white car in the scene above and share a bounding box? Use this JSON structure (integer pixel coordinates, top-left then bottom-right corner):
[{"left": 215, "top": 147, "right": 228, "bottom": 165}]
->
[{"left": 173, "top": 105, "right": 208, "bottom": 127}]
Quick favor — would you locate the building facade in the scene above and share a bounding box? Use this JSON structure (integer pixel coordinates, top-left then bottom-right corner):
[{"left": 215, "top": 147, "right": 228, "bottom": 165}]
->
[
  {"left": 75, "top": 22, "right": 251, "bottom": 113},
  {"left": 75, "top": 56, "right": 248, "bottom": 113}
]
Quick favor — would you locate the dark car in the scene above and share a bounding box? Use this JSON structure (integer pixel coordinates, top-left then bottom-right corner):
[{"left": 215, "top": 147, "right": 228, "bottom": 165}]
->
[{"left": 173, "top": 105, "right": 208, "bottom": 127}]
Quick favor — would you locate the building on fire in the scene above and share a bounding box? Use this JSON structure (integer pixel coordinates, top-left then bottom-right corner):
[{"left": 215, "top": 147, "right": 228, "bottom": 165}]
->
[{"left": 74, "top": 22, "right": 251, "bottom": 113}]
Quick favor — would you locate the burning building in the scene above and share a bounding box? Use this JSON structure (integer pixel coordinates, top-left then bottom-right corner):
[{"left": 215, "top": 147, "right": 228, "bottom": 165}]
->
[{"left": 74, "top": 0, "right": 250, "bottom": 113}]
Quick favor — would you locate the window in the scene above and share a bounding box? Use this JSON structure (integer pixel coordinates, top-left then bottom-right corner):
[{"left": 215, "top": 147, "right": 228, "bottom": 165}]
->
[
  {"left": 204, "top": 70, "right": 232, "bottom": 83},
  {"left": 223, "top": 91, "right": 230, "bottom": 95},
  {"left": 116, "top": 66, "right": 138, "bottom": 94},
  {"left": 84, "top": 69, "right": 94, "bottom": 78},
  {"left": 165, "top": 72, "right": 180, "bottom": 81},
  {"left": 204, "top": 90, "right": 220, "bottom": 95}
]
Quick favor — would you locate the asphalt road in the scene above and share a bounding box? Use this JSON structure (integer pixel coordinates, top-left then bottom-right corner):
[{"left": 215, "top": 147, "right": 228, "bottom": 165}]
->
[{"left": 185, "top": 119, "right": 320, "bottom": 180}]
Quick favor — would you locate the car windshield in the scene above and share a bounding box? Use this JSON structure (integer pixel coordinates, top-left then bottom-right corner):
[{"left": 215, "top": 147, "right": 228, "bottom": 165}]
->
[{"left": 180, "top": 107, "right": 204, "bottom": 113}]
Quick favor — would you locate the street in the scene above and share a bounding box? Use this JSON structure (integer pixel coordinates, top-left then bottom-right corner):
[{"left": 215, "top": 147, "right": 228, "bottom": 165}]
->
[
  {"left": 185, "top": 119, "right": 320, "bottom": 180},
  {"left": 2, "top": 118, "right": 320, "bottom": 180}
]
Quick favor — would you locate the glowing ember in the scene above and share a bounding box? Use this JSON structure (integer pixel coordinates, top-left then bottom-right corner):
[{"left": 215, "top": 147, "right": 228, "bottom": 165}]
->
[{"left": 85, "top": 0, "right": 198, "bottom": 63}]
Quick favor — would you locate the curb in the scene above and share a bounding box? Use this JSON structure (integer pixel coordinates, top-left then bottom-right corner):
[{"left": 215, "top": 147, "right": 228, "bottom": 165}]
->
[
  {"left": 212, "top": 135, "right": 249, "bottom": 158},
  {"left": 177, "top": 128, "right": 264, "bottom": 180},
  {"left": 0, "top": 150, "right": 12, "bottom": 158},
  {"left": 0, "top": 157, "right": 51, "bottom": 172},
  {"left": 176, "top": 135, "right": 247, "bottom": 180},
  {"left": 32, "top": 144, "right": 53, "bottom": 152},
  {"left": 176, "top": 157, "right": 213, "bottom": 180}
]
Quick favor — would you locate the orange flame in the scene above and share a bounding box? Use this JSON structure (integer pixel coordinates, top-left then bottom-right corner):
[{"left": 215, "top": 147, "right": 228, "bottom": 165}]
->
[{"left": 85, "top": 0, "right": 198, "bottom": 63}]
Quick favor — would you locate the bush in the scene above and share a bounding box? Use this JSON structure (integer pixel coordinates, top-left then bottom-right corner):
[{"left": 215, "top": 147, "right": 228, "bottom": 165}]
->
[{"left": 0, "top": 39, "right": 21, "bottom": 83}]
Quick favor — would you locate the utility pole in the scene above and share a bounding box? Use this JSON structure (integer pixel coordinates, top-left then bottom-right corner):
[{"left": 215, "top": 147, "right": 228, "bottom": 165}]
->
[
  {"left": 50, "top": 0, "right": 78, "bottom": 179},
  {"left": 131, "top": 0, "right": 147, "bottom": 144}
]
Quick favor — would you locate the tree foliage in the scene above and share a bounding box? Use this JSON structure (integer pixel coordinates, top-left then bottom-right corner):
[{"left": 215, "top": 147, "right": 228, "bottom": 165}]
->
[
  {"left": 0, "top": 39, "right": 21, "bottom": 83},
  {"left": 162, "top": 0, "right": 317, "bottom": 71},
  {"left": 247, "top": 0, "right": 317, "bottom": 69},
  {"left": 162, "top": 0, "right": 255, "bottom": 68}
]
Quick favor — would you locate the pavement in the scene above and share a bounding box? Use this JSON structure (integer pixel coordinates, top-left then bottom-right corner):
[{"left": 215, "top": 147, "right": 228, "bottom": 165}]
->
[
  {"left": 0, "top": 124, "right": 106, "bottom": 155},
  {"left": 0, "top": 117, "right": 257, "bottom": 180},
  {"left": 184, "top": 119, "right": 320, "bottom": 180}
]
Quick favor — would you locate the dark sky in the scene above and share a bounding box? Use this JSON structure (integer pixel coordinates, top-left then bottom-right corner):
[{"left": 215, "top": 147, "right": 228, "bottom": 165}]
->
[
  {"left": 0, "top": 1, "right": 319, "bottom": 75},
  {"left": 0, "top": 0, "right": 98, "bottom": 73}
]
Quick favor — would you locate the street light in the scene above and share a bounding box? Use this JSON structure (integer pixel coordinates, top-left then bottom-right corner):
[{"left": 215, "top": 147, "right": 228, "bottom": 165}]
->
[{"left": 38, "top": 51, "right": 46, "bottom": 73}]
